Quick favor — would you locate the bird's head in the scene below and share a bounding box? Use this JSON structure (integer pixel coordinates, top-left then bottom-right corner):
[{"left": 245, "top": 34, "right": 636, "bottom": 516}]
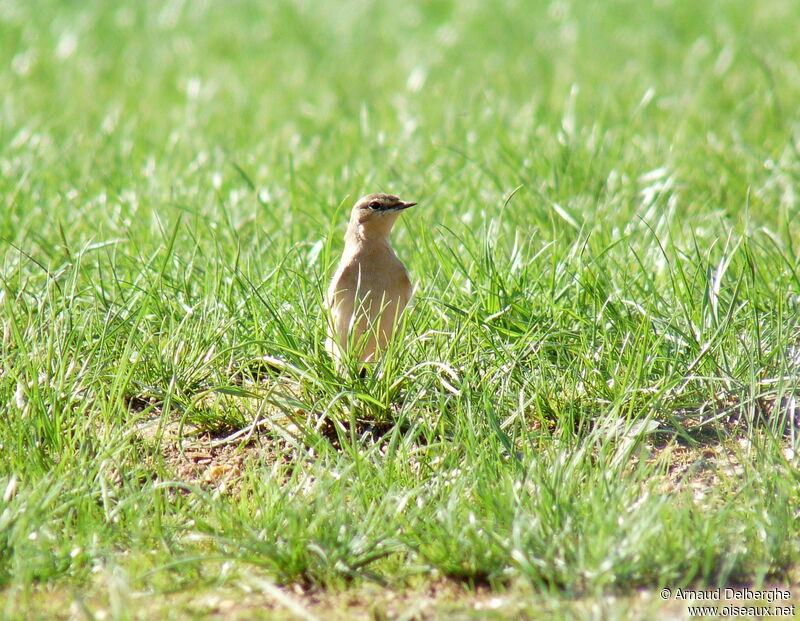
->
[{"left": 348, "top": 193, "right": 417, "bottom": 238}]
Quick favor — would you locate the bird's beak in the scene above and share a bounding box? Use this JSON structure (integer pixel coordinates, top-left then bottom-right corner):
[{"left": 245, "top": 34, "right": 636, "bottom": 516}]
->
[{"left": 397, "top": 201, "right": 417, "bottom": 210}]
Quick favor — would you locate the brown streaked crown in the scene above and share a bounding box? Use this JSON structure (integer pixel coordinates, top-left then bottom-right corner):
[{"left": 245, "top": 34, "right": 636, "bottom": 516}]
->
[{"left": 354, "top": 193, "right": 417, "bottom": 212}]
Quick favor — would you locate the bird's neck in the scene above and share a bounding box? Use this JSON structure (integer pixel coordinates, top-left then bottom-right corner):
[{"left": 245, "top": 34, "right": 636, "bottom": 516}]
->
[{"left": 345, "top": 220, "right": 395, "bottom": 252}]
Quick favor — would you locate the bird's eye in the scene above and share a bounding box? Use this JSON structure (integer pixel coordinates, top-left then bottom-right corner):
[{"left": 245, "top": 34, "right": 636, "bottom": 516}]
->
[{"left": 367, "top": 201, "right": 381, "bottom": 210}]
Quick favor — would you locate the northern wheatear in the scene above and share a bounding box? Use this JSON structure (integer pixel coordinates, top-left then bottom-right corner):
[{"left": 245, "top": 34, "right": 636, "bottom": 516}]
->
[{"left": 326, "top": 193, "right": 416, "bottom": 366}]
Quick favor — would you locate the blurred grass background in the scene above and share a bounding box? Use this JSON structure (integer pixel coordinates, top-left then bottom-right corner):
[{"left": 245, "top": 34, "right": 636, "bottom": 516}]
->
[{"left": 3, "top": 0, "right": 798, "bottom": 242}]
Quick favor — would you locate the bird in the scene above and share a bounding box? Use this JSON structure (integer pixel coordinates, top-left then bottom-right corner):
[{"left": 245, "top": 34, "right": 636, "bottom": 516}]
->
[{"left": 326, "top": 193, "right": 416, "bottom": 368}]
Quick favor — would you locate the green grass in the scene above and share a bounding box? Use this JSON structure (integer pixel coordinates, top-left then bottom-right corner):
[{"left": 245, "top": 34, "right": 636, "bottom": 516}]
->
[{"left": 2, "top": 0, "right": 800, "bottom": 617}]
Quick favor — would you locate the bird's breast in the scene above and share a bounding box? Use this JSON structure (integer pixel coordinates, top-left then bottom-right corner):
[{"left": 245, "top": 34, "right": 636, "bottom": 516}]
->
[{"left": 329, "top": 248, "right": 411, "bottom": 305}]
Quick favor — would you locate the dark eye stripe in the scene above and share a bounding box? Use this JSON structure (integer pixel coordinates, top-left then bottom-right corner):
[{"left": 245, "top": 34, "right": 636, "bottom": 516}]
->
[{"left": 360, "top": 198, "right": 401, "bottom": 210}]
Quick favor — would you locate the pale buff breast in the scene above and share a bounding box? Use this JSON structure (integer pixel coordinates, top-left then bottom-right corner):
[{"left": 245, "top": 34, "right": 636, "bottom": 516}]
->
[{"left": 326, "top": 249, "right": 412, "bottom": 363}]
